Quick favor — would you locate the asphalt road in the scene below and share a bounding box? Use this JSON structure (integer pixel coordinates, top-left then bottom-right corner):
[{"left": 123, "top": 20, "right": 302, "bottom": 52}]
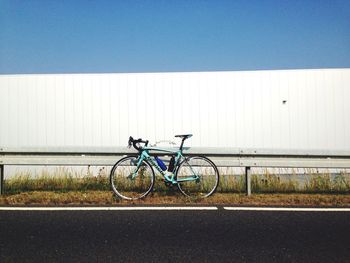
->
[{"left": 1, "top": 208, "right": 350, "bottom": 262}]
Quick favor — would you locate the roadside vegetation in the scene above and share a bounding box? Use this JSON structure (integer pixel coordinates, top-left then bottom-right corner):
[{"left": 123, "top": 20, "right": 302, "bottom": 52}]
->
[
  {"left": 218, "top": 167, "right": 350, "bottom": 193},
  {"left": 1, "top": 167, "right": 349, "bottom": 206}
]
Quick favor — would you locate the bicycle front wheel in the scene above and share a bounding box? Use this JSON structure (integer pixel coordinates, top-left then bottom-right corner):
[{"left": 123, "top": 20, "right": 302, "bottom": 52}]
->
[
  {"left": 110, "top": 156, "right": 155, "bottom": 200},
  {"left": 176, "top": 156, "right": 219, "bottom": 198}
]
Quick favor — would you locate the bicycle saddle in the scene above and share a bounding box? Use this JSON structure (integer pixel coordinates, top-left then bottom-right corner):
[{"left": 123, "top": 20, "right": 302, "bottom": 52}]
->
[{"left": 175, "top": 134, "right": 193, "bottom": 139}]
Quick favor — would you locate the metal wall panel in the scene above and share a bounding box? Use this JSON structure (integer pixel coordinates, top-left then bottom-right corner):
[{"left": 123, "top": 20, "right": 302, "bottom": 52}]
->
[{"left": 0, "top": 69, "right": 349, "bottom": 150}]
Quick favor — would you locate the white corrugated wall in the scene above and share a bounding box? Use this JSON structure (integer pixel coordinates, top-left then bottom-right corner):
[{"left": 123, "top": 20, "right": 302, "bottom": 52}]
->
[{"left": 0, "top": 68, "right": 349, "bottom": 150}]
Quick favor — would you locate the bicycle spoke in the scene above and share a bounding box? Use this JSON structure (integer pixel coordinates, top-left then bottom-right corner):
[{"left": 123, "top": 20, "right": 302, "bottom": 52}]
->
[
  {"left": 110, "top": 156, "right": 155, "bottom": 200},
  {"left": 176, "top": 156, "right": 219, "bottom": 198}
]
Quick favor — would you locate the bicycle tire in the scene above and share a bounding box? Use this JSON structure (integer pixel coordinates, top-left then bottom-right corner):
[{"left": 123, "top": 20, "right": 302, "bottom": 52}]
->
[
  {"left": 110, "top": 156, "right": 155, "bottom": 200},
  {"left": 176, "top": 156, "right": 219, "bottom": 198}
]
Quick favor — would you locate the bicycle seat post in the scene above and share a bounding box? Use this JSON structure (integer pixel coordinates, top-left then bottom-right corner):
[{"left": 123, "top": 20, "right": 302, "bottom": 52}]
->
[
  {"left": 179, "top": 138, "right": 185, "bottom": 151},
  {"left": 175, "top": 134, "right": 192, "bottom": 151}
]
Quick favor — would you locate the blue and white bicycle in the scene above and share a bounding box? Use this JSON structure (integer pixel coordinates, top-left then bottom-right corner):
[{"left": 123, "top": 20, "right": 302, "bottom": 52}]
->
[{"left": 110, "top": 134, "right": 219, "bottom": 200}]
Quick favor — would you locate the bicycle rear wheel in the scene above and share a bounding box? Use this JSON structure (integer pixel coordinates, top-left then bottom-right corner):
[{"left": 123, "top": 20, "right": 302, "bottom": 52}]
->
[
  {"left": 176, "top": 156, "right": 219, "bottom": 198},
  {"left": 110, "top": 156, "right": 155, "bottom": 200}
]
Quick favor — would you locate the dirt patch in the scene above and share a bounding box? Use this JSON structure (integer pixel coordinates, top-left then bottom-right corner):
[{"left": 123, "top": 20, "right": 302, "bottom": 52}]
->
[{"left": 0, "top": 191, "right": 349, "bottom": 207}]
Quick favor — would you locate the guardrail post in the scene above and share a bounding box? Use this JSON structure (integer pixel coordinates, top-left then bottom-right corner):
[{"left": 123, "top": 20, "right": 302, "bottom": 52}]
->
[
  {"left": 245, "top": 166, "right": 251, "bottom": 196},
  {"left": 0, "top": 165, "right": 4, "bottom": 195}
]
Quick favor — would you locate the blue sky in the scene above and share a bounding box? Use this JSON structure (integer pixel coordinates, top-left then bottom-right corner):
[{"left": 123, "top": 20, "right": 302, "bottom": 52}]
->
[{"left": 1, "top": 0, "right": 349, "bottom": 74}]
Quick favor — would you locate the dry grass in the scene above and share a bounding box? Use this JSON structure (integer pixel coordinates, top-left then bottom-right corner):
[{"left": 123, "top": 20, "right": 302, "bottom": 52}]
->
[
  {"left": 1, "top": 191, "right": 349, "bottom": 207},
  {"left": 6, "top": 168, "right": 350, "bottom": 195},
  {"left": 5, "top": 168, "right": 109, "bottom": 194},
  {"left": 2, "top": 167, "right": 349, "bottom": 206}
]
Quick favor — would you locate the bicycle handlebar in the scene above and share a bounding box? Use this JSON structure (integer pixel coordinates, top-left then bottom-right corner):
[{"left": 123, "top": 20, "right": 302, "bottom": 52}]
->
[{"left": 128, "top": 136, "right": 149, "bottom": 151}]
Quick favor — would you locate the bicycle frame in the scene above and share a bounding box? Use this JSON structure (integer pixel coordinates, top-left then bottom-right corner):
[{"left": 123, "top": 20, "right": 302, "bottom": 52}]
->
[{"left": 132, "top": 146, "right": 199, "bottom": 184}]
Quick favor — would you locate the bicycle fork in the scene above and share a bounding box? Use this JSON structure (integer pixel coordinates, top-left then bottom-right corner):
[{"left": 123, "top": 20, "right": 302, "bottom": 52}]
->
[{"left": 128, "top": 157, "right": 144, "bottom": 180}]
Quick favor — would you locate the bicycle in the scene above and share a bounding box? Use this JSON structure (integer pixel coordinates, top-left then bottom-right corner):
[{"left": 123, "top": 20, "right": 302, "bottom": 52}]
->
[{"left": 110, "top": 134, "right": 220, "bottom": 200}]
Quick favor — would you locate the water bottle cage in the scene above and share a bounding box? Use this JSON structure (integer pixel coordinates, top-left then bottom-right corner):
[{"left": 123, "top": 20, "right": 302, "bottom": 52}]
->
[{"left": 168, "top": 156, "right": 175, "bottom": 172}]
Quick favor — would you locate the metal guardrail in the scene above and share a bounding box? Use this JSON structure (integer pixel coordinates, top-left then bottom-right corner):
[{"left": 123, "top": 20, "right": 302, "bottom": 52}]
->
[{"left": 1, "top": 147, "right": 350, "bottom": 195}]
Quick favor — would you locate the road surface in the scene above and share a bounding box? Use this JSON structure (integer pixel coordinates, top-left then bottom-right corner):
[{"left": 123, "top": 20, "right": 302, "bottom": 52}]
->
[{"left": 0, "top": 207, "right": 349, "bottom": 262}]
